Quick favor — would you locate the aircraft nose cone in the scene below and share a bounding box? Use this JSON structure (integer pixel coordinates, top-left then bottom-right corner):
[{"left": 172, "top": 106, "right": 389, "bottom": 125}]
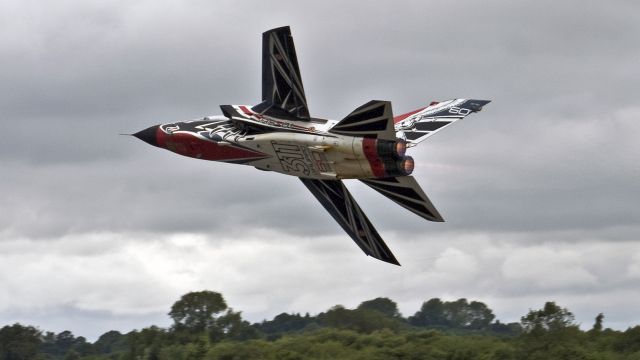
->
[{"left": 133, "top": 125, "right": 159, "bottom": 147}]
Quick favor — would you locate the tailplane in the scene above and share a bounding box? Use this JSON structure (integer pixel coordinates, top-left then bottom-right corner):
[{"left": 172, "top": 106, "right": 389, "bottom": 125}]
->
[
  {"left": 394, "top": 99, "right": 490, "bottom": 146},
  {"left": 361, "top": 176, "right": 444, "bottom": 222}
]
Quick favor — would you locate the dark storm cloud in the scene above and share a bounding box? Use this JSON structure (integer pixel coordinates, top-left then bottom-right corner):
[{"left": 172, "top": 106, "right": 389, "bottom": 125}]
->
[
  {"left": 1, "top": 0, "right": 638, "bottom": 238},
  {"left": 0, "top": 158, "right": 311, "bottom": 238},
  {"left": 0, "top": 0, "right": 258, "bottom": 119}
]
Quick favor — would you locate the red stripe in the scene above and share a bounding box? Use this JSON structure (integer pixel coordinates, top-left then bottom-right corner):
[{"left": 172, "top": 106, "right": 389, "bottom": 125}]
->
[
  {"left": 239, "top": 106, "right": 253, "bottom": 117},
  {"left": 362, "top": 138, "right": 385, "bottom": 178},
  {"left": 158, "top": 132, "right": 267, "bottom": 161},
  {"left": 156, "top": 127, "right": 167, "bottom": 147},
  {"left": 393, "top": 107, "right": 426, "bottom": 124}
]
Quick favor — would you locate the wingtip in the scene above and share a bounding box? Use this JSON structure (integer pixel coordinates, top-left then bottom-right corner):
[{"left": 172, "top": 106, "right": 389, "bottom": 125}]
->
[
  {"left": 372, "top": 254, "right": 401, "bottom": 266},
  {"left": 466, "top": 99, "right": 491, "bottom": 112},
  {"left": 263, "top": 26, "right": 291, "bottom": 35},
  {"left": 388, "top": 257, "right": 402, "bottom": 266}
]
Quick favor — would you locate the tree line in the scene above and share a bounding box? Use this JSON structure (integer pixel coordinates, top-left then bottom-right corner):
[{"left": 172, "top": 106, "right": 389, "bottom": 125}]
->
[{"left": 1, "top": 290, "right": 639, "bottom": 359}]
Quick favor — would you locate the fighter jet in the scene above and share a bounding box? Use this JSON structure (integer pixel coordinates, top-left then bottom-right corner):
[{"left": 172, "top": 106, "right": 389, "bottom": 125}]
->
[{"left": 133, "top": 26, "right": 490, "bottom": 265}]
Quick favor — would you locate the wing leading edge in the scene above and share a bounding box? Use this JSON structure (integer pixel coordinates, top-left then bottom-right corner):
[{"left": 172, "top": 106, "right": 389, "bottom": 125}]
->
[{"left": 300, "top": 178, "right": 400, "bottom": 265}]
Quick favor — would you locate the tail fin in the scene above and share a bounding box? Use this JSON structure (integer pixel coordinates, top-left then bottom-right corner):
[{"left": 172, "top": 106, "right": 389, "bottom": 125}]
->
[
  {"left": 361, "top": 176, "right": 444, "bottom": 222},
  {"left": 329, "top": 100, "right": 396, "bottom": 141},
  {"left": 257, "top": 26, "right": 310, "bottom": 120},
  {"left": 394, "top": 99, "right": 490, "bottom": 146}
]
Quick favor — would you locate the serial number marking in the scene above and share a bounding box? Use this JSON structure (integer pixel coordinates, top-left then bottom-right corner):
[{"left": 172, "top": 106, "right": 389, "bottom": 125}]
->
[{"left": 272, "top": 142, "right": 332, "bottom": 176}]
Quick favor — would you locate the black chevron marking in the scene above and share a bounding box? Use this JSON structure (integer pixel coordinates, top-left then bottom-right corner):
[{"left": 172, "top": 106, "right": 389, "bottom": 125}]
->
[
  {"left": 404, "top": 132, "right": 428, "bottom": 141},
  {"left": 330, "top": 100, "right": 395, "bottom": 140},
  {"left": 338, "top": 105, "right": 386, "bottom": 126},
  {"left": 360, "top": 176, "right": 443, "bottom": 222},
  {"left": 300, "top": 178, "right": 399, "bottom": 265},
  {"left": 333, "top": 116, "right": 387, "bottom": 129},
  {"left": 370, "top": 187, "right": 432, "bottom": 216},
  {"left": 367, "top": 177, "right": 400, "bottom": 184},
  {"left": 333, "top": 119, "right": 389, "bottom": 132},
  {"left": 262, "top": 26, "right": 310, "bottom": 119},
  {"left": 415, "top": 121, "right": 452, "bottom": 132},
  {"left": 361, "top": 180, "right": 422, "bottom": 200}
]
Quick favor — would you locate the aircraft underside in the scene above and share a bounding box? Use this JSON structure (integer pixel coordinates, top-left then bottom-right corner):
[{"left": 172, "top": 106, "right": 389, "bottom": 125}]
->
[{"left": 149, "top": 118, "right": 411, "bottom": 181}]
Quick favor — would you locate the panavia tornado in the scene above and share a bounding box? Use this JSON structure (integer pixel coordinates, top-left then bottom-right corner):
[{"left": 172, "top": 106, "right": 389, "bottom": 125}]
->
[{"left": 133, "top": 26, "right": 490, "bottom": 265}]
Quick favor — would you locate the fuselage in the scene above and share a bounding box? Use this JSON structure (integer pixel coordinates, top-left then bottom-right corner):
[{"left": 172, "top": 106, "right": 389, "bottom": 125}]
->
[{"left": 134, "top": 112, "right": 413, "bottom": 181}]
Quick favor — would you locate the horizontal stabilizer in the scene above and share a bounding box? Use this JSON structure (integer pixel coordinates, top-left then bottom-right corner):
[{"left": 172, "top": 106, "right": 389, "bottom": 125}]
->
[
  {"left": 220, "top": 104, "right": 240, "bottom": 119},
  {"left": 395, "top": 99, "right": 491, "bottom": 146},
  {"left": 360, "top": 176, "right": 444, "bottom": 222},
  {"left": 329, "top": 100, "right": 396, "bottom": 140},
  {"left": 300, "top": 178, "right": 400, "bottom": 265}
]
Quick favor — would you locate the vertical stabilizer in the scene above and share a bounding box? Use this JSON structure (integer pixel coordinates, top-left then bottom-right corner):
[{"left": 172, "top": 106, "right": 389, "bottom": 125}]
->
[
  {"left": 258, "top": 26, "right": 310, "bottom": 119},
  {"left": 329, "top": 100, "right": 396, "bottom": 140}
]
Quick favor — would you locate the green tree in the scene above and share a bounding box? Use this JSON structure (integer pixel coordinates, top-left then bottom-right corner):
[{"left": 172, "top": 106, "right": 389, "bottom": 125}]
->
[
  {"left": 0, "top": 323, "right": 42, "bottom": 360},
  {"left": 215, "top": 309, "right": 262, "bottom": 341},
  {"left": 614, "top": 326, "right": 640, "bottom": 353},
  {"left": 185, "top": 338, "right": 207, "bottom": 360},
  {"left": 93, "top": 330, "right": 127, "bottom": 354},
  {"left": 40, "top": 330, "right": 93, "bottom": 358},
  {"left": 520, "top": 302, "right": 576, "bottom": 334},
  {"left": 169, "top": 291, "right": 227, "bottom": 333},
  {"left": 255, "top": 313, "right": 315, "bottom": 338},
  {"left": 409, "top": 298, "right": 495, "bottom": 330},
  {"left": 518, "top": 302, "right": 583, "bottom": 359},
  {"left": 63, "top": 349, "right": 80, "bottom": 360},
  {"left": 317, "top": 305, "right": 405, "bottom": 333},
  {"left": 446, "top": 299, "right": 495, "bottom": 330},
  {"left": 357, "top": 297, "right": 401, "bottom": 318},
  {"left": 409, "top": 298, "right": 447, "bottom": 327},
  {"left": 489, "top": 320, "right": 522, "bottom": 336},
  {"left": 39, "top": 331, "right": 57, "bottom": 356},
  {"left": 591, "top": 313, "right": 604, "bottom": 333},
  {"left": 125, "top": 326, "right": 166, "bottom": 360},
  {"left": 55, "top": 331, "right": 76, "bottom": 354}
]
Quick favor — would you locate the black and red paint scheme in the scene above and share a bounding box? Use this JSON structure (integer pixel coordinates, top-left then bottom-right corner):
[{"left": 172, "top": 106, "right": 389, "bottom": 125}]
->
[{"left": 133, "top": 26, "right": 490, "bottom": 265}]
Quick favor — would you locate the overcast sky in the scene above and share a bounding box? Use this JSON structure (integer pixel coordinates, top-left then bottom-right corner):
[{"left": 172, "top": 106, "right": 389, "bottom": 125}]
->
[{"left": 1, "top": 0, "right": 639, "bottom": 340}]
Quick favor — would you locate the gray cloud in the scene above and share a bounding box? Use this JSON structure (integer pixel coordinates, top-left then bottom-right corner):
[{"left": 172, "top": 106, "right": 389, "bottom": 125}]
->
[
  {"left": 1, "top": 0, "right": 639, "bottom": 339},
  {"left": 2, "top": 233, "right": 639, "bottom": 340}
]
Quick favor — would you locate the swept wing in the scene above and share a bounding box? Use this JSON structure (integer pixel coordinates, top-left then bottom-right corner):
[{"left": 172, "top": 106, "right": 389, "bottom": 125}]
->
[
  {"left": 300, "top": 178, "right": 400, "bottom": 265},
  {"left": 395, "top": 99, "right": 490, "bottom": 146}
]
